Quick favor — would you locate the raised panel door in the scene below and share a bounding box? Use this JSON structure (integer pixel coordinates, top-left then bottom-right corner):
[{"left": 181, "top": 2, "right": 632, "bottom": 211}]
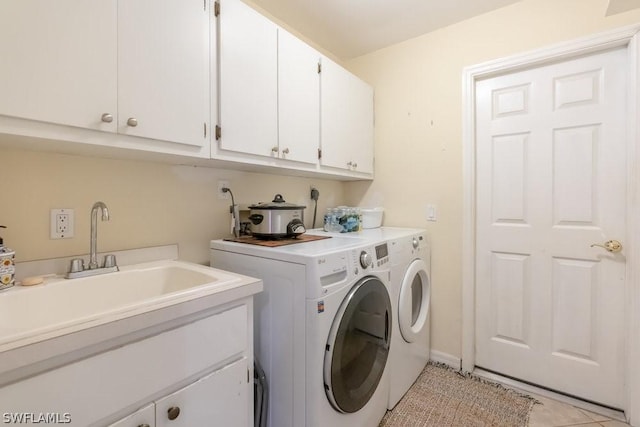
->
[
  {"left": 0, "top": 0, "right": 117, "bottom": 131},
  {"left": 475, "top": 47, "right": 627, "bottom": 407}
]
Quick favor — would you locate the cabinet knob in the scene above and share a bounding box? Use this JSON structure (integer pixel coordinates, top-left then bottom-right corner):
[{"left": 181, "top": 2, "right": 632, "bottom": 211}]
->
[
  {"left": 282, "top": 148, "right": 290, "bottom": 155},
  {"left": 352, "top": 162, "right": 357, "bottom": 168},
  {"left": 271, "top": 146, "right": 279, "bottom": 154},
  {"left": 101, "top": 113, "right": 113, "bottom": 123},
  {"left": 167, "top": 406, "right": 181, "bottom": 420},
  {"left": 127, "top": 117, "right": 138, "bottom": 127}
]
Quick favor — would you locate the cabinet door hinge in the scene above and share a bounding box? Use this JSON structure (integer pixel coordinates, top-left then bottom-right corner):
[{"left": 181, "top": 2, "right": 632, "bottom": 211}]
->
[
  {"left": 204, "top": 0, "right": 207, "bottom": 11},
  {"left": 204, "top": 123, "right": 207, "bottom": 138},
  {"left": 247, "top": 369, "right": 250, "bottom": 383},
  {"left": 214, "top": 1, "right": 220, "bottom": 17},
  {"left": 318, "top": 148, "right": 322, "bottom": 159},
  {"left": 215, "top": 125, "right": 222, "bottom": 140},
  {"left": 317, "top": 62, "right": 321, "bottom": 74}
]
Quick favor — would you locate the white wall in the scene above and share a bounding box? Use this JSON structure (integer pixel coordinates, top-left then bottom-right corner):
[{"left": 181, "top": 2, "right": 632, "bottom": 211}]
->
[{"left": 344, "top": 0, "right": 640, "bottom": 357}]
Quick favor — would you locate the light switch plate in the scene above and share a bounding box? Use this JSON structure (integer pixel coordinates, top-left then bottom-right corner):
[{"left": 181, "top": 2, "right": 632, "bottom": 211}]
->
[{"left": 426, "top": 204, "right": 437, "bottom": 222}]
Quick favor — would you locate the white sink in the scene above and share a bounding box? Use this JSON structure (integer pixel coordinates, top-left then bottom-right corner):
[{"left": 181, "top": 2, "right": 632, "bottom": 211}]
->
[{"left": 0, "top": 260, "right": 253, "bottom": 353}]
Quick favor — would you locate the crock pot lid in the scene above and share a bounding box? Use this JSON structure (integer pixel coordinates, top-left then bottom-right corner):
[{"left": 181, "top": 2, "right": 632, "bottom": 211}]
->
[{"left": 248, "top": 193, "right": 306, "bottom": 210}]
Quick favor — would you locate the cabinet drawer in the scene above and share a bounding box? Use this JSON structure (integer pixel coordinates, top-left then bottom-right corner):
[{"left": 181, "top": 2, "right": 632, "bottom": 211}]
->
[{"left": 0, "top": 304, "right": 248, "bottom": 426}]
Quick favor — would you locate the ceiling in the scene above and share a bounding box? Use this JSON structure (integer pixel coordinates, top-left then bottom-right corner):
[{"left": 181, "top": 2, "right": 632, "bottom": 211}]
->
[{"left": 249, "top": 0, "right": 523, "bottom": 59}]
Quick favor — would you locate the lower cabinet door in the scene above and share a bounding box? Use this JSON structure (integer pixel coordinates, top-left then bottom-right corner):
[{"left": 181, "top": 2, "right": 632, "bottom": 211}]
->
[
  {"left": 155, "top": 358, "right": 249, "bottom": 427},
  {"left": 109, "top": 403, "right": 155, "bottom": 427}
]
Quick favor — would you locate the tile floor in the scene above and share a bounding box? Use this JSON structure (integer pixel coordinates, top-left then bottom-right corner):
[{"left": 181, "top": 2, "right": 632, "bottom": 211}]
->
[{"left": 528, "top": 393, "right": 630, "bottom": 427}]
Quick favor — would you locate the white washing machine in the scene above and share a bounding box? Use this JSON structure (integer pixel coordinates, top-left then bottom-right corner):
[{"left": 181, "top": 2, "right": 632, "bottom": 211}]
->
[
  {"left": 386, "top": 229, "right": 431, "bottom": 409},
  {"left": 210, "top": 236, "right": 392, "bottom": 427}
]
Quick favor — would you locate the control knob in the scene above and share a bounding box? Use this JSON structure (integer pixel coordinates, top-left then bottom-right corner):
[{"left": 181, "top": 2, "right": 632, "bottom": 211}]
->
[
  {"left": 412, "top": 237, "right": 419, "bottom": 249},
  {"left": 360, "top": 251, "right": 372, "bottom": 269}
]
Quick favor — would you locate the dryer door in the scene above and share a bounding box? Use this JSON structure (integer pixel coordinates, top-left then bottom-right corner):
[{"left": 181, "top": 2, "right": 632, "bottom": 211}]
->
[
  {"left": 398, "top": 259, "right": 431, "bottom": 342},
  {"left": 324, "top": 276, "right": 391, "bottom": 413}
]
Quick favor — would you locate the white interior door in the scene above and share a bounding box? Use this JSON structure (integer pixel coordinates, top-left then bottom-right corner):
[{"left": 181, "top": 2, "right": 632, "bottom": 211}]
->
[{"left": 475, "top": 47, "right": 627, "bottom": 408}]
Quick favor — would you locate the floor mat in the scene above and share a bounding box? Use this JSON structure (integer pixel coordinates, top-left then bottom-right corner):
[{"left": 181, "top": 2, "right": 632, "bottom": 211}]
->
[{"left": 380, "top": 362, "right": 538, "bottom": 427}]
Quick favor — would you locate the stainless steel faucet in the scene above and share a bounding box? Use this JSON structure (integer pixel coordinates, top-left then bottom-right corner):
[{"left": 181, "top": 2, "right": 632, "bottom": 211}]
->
[
  {"left": 89, "top": 201, "right": 109, "bottom": 269},
  {"left": 66, "top": 201, "right": 118, "bottom": 279}
]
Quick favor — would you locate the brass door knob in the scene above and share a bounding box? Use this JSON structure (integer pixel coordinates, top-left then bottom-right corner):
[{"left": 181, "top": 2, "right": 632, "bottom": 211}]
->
[{"left": 590, "top": 240, "right": 622, "bottom": 253}]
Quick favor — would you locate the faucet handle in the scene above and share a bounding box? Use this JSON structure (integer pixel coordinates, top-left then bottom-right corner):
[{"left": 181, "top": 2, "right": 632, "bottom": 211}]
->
[
  {"left": 103, "top": 254, "right": 118, "bottom": 269},
  {"left": 69, "top": 258, "right": 85, "bottom": 273}
]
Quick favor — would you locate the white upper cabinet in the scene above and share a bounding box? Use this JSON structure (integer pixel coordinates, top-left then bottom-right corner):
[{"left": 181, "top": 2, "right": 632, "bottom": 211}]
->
[
  {"left": 118, "top": 0, "right": 210, "bottom": 147},
  {"left": 0, "top": 0, "right": 118, "bottom": 131},
  {"left": 0, "top": 0, "right": 210, "bottom": 152},
  {"left": 277, "top": 29, "right": 321, "bottom": 165},
  {"left": 218, "top": 0, "right": 278, "bottom": 157},
  {"left": 217, "top": 0, "right": 321, "bottom": 165},
  {"left": 320, "top": 56, "right": 374, "bottom": 174}
]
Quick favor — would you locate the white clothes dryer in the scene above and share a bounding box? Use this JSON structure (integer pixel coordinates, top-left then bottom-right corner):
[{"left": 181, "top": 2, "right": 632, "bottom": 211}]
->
[
  {"left": 210, "top": 236, "right": 392, "bottom": 427},
  {"left": 387, "top": 230, "right": 431, "bottom": 409}
]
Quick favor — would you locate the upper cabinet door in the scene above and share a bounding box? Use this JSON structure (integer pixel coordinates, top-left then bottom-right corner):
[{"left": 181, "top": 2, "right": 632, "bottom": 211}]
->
[
  {"left": 118, "top": 0, "right": 210, "bottom": 147},
  {"left": 278, "top": 29, "right": 320, "bottom": 165},
  {"left": 0, "top": 0, "right": 117, "bottom": 131},
  {"left": 320, "top": 57, "right": 374, "bottom": 174},
  {"left": 218, "top": 0, "right": 278, "bottom": 156}
]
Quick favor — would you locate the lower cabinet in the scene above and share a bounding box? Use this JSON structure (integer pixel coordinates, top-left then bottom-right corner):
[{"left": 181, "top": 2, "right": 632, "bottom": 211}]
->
[
  {"left": 111, "top": 359, "right": 249, "bottom": 427},
  {"left": 110, "top": 404, "right": 154, "bottom": 427},
  {"left": 0, "top": 301, "right": 254, "bottom": 427}
]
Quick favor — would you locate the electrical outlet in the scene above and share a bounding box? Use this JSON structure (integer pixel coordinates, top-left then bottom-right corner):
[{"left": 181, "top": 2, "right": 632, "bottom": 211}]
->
[
  {"left": 310, "top": 186, "right": 319, "bottom": 201},
  {"left": 50, "top": 208, "right": 75, "bottom": 239},
  {"left": 217, "top": 180, "right": 230, "bottom": 200}
]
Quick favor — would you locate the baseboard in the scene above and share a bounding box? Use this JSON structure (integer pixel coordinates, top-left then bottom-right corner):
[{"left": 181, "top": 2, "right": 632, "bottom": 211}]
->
[{"left": 429, "top": 350, "right": 461, "bottom": 370}]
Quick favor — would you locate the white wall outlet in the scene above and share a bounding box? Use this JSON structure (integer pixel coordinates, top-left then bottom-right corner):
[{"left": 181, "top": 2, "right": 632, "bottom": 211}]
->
[
  {"left": 50, "top": 208, "right": 75, "bottom": 239},
  {"left": 426, "top": 204, "right": 437, "bottom": 222},
  {"left": 217, "top": 180, "right": 230, "bottom": 200}
]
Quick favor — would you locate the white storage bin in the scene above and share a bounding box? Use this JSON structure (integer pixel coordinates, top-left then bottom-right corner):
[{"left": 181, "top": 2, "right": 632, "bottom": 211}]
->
[{"left": 361, "top": 207, "right": 384, "bottom": 229}]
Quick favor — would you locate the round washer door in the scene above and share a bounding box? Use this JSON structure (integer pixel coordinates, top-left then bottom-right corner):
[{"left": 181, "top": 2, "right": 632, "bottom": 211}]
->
[
  {"left": 398, "top": 259, "right": 430, "bottom": 343},
  {"left": 324, "top": 276, "right": 392, "bottom": 413}
]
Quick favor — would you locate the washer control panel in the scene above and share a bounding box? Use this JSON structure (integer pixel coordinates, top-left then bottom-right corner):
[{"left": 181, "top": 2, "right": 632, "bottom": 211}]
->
[{"left": 374, "top": 243, "right": 389, "bottom": 267}]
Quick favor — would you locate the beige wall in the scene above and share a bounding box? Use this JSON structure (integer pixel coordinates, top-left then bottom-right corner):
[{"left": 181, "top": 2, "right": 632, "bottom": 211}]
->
[
  {"left": 344, "top": 0, "right": 640, "bottom": 358},
  {"left": 1, "top": 148, "right": 345, "bottom": 265}
]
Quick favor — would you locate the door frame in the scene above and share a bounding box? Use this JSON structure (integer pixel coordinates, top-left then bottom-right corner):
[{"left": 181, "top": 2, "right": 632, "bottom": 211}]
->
[{"left": 462, "top": 24, "right": 640, "bottom": 423}]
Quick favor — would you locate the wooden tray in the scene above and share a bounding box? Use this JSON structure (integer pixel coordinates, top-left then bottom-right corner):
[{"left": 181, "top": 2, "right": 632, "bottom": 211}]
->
[{"left": 223, "top": 234, "right": 331, "bottom": 247}]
